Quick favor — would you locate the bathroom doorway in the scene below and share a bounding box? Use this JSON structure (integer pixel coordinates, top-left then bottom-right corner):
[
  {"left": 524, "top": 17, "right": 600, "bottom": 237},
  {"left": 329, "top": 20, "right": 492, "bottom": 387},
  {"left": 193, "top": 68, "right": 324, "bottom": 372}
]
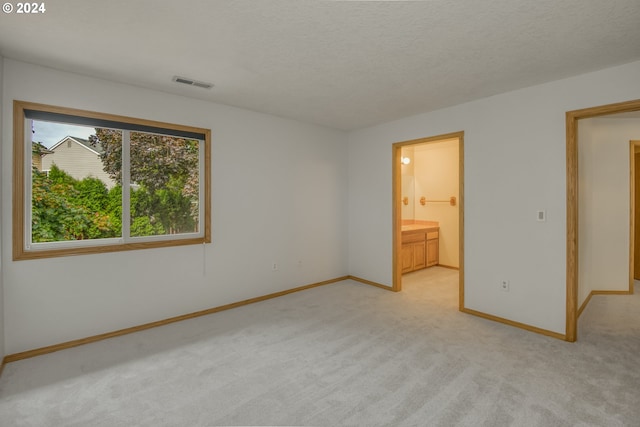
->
[{"left": 392, "top": 131, "right": 464, "bottom": 311}]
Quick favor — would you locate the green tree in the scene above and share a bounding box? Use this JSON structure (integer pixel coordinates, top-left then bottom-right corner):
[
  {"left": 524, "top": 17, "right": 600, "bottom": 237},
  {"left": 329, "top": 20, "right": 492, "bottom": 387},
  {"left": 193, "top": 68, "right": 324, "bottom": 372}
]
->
[
  {"left": 48, "top": 164, "right": 76, "bottom": 186},
  {"left": 90, "top": 129, "right": 200, "bottom": 235},
  {"left": 130, "top": 177, "right": 195, "bottom": 236},
  {"left": 106, "top": 185, "right": 123, "bottom": 235},
  {"left": 89, "top": 129, "right": 199, "bottom": 193},
  {"left": 73, "top": 177, "right": 109, "bottom": 213},
  {"left": 31, "top": 166, "right": 119, "bottom": 242},
  {"left": 32, "top": 167, "right": 93, "bottom": 241}
]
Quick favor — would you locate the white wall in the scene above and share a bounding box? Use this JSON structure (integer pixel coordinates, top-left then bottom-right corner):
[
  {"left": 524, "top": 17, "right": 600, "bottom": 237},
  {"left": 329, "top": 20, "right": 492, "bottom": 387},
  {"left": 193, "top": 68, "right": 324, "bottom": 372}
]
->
[
  {"left": 1, "top": 59, "right": 349, "bottom": 354},
  {"left": 348, "top": 60, "right": 640, "bottom": 335},
  {"left": 578, "top": 117, "right": 640, "bottom": 305},
  {"left": 414, "top": 139, "right": 459, "bottom": 268},
  {"left": 0, "top": 55, "right": 4, "bottom": 361},
  {"left": 578, "top": 118, "right": 596, "bottom": 306}
]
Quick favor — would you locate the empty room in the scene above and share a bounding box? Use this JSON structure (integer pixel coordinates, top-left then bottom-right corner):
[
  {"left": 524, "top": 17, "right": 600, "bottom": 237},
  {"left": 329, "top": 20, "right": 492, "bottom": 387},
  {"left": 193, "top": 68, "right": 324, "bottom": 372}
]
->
[{"left": 1, "top": 1, "right": 640, "bottom": 425}]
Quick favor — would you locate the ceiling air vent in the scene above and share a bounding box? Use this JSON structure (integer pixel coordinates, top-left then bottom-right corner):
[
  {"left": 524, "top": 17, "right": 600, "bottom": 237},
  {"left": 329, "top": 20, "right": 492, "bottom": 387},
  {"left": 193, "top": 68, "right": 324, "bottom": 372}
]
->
[{"left": 172, "top": 76, "right": 214, "bottom": 89}]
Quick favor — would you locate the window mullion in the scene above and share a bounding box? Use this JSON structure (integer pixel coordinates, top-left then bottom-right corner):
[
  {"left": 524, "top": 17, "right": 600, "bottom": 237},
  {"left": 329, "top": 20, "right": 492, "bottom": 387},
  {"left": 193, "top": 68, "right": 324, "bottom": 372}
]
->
[{"left": 122, "top": 130, "right": 131, "bottom": 241}]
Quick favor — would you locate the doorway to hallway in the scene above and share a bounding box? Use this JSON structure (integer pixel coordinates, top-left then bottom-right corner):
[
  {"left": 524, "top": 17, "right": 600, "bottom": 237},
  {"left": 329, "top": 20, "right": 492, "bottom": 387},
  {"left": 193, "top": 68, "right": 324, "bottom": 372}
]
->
[
  {"left": 566, "top": 99, "right": 640, "bottom": 341},
  {"left": 632, "top": 140, "right": 640, "bottom": 280}
]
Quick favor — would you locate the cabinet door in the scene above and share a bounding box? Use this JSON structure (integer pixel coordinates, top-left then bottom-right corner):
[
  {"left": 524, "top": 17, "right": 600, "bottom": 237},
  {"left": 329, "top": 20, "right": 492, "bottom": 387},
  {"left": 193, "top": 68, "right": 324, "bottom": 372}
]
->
[
  {"left": 426, "top": 238, "right": 439, "bottom": 267},
  {"left": 413, "top": 241, "right": 426, "bottom": 270},
  {"left": 401, "top": 243, "right": 414, "bottom": 273}
]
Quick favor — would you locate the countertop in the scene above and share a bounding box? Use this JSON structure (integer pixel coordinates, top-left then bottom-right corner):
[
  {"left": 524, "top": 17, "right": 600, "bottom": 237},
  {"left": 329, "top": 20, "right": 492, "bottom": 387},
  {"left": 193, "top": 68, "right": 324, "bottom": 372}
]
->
[{"left": 401, "top": 221, "right": 439, "bottom": 232}]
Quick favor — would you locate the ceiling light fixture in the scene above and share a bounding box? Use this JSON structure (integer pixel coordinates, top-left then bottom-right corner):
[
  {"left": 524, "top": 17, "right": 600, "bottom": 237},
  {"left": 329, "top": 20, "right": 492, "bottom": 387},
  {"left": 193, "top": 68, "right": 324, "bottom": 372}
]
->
[{"left": 172, "top": 76, "right": 214, "bottom": 89}]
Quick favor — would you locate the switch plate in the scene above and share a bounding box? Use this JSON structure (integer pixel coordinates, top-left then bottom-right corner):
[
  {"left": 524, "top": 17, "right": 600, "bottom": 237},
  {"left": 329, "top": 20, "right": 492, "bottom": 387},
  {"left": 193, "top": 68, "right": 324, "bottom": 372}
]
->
[{"left": 537, "top": 210, "right": 546, "bottom": 222}]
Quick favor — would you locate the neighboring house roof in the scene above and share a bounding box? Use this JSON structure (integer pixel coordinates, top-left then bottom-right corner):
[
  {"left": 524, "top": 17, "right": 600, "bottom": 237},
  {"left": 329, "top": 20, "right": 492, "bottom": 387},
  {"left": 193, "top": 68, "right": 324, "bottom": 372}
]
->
[
  {"left": 47, "top": 136, "right": 104, "bottom": 155},
  {"left": 31, "top": 141, "right": 54, "bottom": 155}
]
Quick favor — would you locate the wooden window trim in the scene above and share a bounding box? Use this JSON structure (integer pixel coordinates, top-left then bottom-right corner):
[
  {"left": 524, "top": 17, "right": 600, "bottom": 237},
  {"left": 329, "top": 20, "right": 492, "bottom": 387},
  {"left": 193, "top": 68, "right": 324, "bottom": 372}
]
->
[{"left": 13, "top": 100, "right": 211, "bottom": 260}]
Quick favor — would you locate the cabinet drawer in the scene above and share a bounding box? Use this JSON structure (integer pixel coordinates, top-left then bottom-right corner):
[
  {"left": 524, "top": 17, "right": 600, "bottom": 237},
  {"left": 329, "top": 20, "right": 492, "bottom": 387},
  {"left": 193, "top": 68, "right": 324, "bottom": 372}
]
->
[
  {"left": 402, "top": 232, "right": 426, "bottom": 244},
  {"left": 427, "top": 231, "right": 439, "bottom": 240}
]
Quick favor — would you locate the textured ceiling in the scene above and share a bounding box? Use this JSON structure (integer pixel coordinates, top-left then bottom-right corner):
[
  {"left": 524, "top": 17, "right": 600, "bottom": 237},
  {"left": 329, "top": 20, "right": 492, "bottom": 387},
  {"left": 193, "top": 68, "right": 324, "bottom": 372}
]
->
[{"left": 1, "top": 0, "right": 640, "bottom": 130}]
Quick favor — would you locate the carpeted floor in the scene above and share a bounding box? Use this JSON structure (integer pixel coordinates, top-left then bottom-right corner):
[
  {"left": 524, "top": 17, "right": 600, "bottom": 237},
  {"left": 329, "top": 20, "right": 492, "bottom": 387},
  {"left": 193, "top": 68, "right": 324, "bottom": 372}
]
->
[{"left": 0, "top": 267, "right": 638, "bottom": 426}]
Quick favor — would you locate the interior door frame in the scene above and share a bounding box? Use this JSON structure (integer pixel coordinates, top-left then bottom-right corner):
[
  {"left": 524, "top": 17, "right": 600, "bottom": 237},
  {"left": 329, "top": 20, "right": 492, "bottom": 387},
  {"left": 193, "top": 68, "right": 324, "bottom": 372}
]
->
[
  {"left": 630, "top": 141, "right": 640, "bottom": 283},
  {"left": 392, "top": 131, "right": 464, "bottom": 311},
  {"left": 566, "top": 99, "right": 640, "bottom": 342}
]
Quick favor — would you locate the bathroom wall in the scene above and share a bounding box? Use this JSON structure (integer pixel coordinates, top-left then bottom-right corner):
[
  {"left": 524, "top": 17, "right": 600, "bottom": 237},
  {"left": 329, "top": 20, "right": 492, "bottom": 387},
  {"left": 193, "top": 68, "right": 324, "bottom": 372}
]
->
[
  {"left": 400, "top": 146, "right": 415, "bottom": 220},
  {"left": 413, "top": 139, "right": 459, "bottom": 268}
]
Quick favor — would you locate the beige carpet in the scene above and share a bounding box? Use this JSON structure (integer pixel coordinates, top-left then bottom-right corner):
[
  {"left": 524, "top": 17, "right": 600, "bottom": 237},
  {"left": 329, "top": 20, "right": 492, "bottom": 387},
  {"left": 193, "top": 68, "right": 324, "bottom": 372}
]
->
[{"left": 0, "top": 267, "right": 638, "bottom": 426}]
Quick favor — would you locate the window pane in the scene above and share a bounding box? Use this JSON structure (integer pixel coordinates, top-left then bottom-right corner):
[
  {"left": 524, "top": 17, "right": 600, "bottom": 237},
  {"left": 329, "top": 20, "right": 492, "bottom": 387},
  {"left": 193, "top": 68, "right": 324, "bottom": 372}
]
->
[
  {"left": 31, "top": 121, "right": 122, "bottom": 242},
  {"left": 129, "top": 131, "right": 200, "bottom": 237}
]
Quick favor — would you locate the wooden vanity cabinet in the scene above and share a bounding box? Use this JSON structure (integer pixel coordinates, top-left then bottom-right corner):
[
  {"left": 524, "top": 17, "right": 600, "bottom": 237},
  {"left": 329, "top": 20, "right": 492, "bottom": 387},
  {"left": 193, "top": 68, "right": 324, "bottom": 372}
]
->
[
  {"left": 401, "top": 228, "right": 439, "bottom": 273},
  {"left": 401, "top": 231, "right": 426, "bottom": 273},
  {"left": 426, "top": 231, "right": 439, "bottom": 267}
]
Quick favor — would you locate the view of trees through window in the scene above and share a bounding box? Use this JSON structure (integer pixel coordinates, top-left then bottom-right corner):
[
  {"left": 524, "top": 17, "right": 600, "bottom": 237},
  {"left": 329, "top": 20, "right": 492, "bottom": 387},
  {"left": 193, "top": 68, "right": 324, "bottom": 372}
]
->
[{"left": 31, "top": 122, "right": 201, "bottom": 243}]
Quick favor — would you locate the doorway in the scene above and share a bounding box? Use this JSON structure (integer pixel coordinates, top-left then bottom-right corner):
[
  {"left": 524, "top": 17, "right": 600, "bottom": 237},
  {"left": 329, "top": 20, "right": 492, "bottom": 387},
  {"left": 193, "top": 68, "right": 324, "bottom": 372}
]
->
[
  {"left": 392, "top": 131, "right": 464, "bottom": 311},
  {"left": 566, "top": 99, "right": 640, "bottom": 342},
  {"left": 633, "top": 141, "right": 640, "bottom": 280}
]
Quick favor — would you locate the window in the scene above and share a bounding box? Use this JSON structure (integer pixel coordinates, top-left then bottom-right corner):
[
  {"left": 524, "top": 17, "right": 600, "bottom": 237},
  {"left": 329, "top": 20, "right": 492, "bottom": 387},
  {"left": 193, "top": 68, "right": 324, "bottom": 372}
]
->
[{"left": 13, "top": 100, "right": 211, "bottom": 260}]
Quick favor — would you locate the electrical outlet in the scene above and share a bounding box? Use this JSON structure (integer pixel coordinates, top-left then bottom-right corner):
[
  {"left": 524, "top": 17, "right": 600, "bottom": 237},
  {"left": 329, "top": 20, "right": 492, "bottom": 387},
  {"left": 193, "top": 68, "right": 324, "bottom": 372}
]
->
[
  {"left": 500, "top": 280, "right": 510, "bottom": 292},
  {"left": 272, "top": 263, "right": 278, "bottom": 271}
]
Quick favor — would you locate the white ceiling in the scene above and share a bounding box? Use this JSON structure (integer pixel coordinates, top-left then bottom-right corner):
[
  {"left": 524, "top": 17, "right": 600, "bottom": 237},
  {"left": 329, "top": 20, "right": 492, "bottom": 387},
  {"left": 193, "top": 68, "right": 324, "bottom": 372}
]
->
[{"left": 1, "top": 0, "right": 640, "bottom": 130}]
